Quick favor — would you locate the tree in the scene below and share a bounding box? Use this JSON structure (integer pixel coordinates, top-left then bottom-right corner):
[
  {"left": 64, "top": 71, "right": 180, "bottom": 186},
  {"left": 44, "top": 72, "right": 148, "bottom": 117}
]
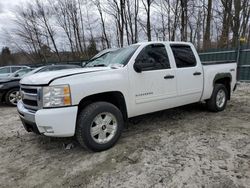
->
[
  {"left": 87, "top": 38, "right": 98, "bottom": 57},
  {"left": 105, "top": 0, "right": 125, "bottom": 47},
  {"left": 0, "top": 47, "right": 13, "bottom": 65},
  {"left": 4, "top": 0, "right": 250, "bottom": 62},
  {"left": 180, "top": 0, "right": 188, "bottom": 41},
  {"left": 92, "top": 0, "right": 110, "bottom": 48},
  {"left": 123, "top": 0, "right": 139, "bottom": 44},
  {"left": 219, "top": 0, "right": 233, "bottom": 48},
  {"left": 1, "top": 47, "right": 11, "bottom": 56},
  {"left": 142, "top": 0, "right": 154, "bottom": 41},
  {"left": 203, "top": 0, "right": 212, "bottom": 49},
  {"left": 35, "top": 0, "right": 61, "bottom": 61}
]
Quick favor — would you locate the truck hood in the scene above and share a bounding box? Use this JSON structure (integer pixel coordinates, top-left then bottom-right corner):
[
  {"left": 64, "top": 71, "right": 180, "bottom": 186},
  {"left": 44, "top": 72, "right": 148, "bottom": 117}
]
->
[{"left": 20, "top": 67, "right": 111, "bottom": 85}]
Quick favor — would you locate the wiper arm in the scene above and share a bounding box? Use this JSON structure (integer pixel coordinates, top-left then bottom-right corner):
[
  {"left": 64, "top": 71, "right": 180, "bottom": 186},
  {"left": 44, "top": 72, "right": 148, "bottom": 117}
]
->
[{"left": 93, "top": 64, "right": 107, "bottom": 67}]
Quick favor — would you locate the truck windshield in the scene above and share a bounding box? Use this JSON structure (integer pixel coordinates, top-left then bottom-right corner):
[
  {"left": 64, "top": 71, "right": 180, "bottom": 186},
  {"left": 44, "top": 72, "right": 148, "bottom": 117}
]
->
[{"left": 86, "top": 45, "right": 139, "bottom": 67}]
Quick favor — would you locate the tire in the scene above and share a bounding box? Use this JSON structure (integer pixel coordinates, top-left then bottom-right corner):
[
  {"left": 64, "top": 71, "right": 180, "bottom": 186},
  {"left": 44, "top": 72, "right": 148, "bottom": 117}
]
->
[
  {"left": 5, "top": 88, "right": 20, "bottom": 106},
  {"left": 76, "top": 102, "right": 124, "bottom": 152},
  {"left": 207, "top": 84, "right": 228, "bottom": 112}
]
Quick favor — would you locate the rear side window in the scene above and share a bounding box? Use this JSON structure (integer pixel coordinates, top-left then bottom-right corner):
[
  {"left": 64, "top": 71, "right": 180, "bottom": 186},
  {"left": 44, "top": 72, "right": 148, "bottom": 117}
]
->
[
  {"left": 12, "top": 67, "right": 23, "bottom": 73},
  {"left": 0, "top": 67, "right": 10, "bottom": 74},
  {"left": 170, "top": 45, "right": 197, "bottom": 68},
  {"left": 136, "top": 44, "right": 170, "bottom": 70}
]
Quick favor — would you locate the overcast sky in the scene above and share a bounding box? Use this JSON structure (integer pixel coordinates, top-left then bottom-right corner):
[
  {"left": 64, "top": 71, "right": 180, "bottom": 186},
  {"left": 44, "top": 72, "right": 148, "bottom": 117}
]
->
[{"left": 0, "top": 0, "right": 29, "bottom": 50}]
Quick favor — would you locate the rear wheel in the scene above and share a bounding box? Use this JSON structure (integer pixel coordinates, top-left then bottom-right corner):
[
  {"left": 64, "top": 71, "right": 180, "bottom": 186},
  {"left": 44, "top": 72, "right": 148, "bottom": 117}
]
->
[
  {"left": 76, "top": 102, "right": 124, "bottom": 151},
  {"left": 5, "top": 88, "right": 20, "bottom": 106},
  {"left": 207, "top": 84, "right": 228, "bottom": 112}
]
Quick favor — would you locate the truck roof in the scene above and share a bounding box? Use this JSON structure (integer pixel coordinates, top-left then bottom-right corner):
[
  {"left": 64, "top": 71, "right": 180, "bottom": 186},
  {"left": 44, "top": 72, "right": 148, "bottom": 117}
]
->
[{"left": 134, "top": 41, "right": 193, "bottom": 46}]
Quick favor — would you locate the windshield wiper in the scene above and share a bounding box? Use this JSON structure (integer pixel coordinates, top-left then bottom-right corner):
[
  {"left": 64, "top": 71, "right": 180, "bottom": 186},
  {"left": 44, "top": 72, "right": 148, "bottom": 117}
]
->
[{"left": 93, "top": 64, "right": 107, "bottom": 67}]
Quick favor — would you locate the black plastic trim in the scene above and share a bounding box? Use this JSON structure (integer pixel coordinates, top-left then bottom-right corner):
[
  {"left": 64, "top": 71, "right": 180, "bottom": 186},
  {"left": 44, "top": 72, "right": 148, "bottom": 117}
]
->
[{"left": 43, "top": 104, "right": 78, "bottom": 110}]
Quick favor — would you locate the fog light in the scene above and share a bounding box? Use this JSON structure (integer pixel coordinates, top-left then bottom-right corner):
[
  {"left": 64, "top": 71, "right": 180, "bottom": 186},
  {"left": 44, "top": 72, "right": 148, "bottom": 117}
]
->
[{"left": 43, "top": 126, "right": 54, "bottom": 133}]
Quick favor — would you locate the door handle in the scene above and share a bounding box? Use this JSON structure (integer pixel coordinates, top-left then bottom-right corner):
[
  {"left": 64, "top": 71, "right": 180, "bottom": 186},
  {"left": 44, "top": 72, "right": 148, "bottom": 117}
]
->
[
  {"left": 164, "top": 75, "right": 175, "bottom": 79},
  {"left": 193, "top": 72, "right": 202, "bottom": 76}
]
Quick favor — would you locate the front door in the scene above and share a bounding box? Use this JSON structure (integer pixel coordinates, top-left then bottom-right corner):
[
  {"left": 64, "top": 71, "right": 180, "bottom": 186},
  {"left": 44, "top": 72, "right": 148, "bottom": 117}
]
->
[{"left": 128, "top": 43, "right": 178, "bottom": 117}]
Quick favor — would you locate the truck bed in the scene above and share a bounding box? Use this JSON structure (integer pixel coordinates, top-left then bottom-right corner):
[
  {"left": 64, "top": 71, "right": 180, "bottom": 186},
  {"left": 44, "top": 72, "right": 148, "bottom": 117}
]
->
[{"left": 201, "top": 61, "right": 237, "bottom": 101}]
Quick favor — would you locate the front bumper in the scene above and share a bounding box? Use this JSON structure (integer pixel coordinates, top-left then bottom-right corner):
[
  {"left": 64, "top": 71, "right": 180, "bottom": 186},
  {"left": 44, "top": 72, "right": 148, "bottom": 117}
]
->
[
  {"left": 17, "top": 101, "right": 40, "bottom": 134},
  {"left": 17, "top": 101, "right": 78, "bottom": 137}
]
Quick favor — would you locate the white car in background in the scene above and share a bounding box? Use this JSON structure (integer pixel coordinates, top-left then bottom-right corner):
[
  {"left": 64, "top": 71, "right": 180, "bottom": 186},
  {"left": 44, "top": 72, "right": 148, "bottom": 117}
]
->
[{"left": 0, "top": 66, "right": 29, "bottom": 78}]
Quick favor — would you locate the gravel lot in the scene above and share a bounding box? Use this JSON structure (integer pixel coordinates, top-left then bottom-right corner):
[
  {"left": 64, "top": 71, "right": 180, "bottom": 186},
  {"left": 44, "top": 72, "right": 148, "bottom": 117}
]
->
[{"left": 0, "top": 83, "right": 250, "bottom": 188}]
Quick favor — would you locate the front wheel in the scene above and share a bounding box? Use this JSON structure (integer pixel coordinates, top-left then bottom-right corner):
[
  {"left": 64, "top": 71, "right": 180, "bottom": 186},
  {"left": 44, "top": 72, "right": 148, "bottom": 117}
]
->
[
  {"left": 76, "top": 102, "right": 124, "bottom": 151},
  {"left": 207, "top": 84, "right": 228, "bottom": 112}
]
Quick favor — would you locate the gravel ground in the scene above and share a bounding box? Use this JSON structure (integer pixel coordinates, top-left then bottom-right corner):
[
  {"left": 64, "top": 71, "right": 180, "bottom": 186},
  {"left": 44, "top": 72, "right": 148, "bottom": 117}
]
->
[{"left": 0, "top": 83, "right": 250, "bottom": 188}]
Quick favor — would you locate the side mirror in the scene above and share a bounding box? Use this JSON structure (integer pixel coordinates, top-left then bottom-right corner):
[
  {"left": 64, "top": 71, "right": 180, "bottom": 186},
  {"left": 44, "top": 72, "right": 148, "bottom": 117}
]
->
[
  {"left": 134, "top": 62, "right": 143, "bottom": 73},
  {"left": 134, "top": 59, "right": 155, "bottom": 73}
]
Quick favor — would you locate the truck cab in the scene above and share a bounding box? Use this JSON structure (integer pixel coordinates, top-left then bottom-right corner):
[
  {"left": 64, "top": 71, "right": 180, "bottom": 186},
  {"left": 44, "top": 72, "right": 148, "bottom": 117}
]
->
[{"left": 17, "top": 42, "right": 237, "bottom": 151}]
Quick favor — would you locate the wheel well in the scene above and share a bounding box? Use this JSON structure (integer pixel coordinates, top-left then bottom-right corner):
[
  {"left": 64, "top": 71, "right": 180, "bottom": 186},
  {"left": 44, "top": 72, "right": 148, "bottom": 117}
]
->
[
  {"left": 78, "top": 91, "right": 128, "bottom": 121},
  {"left": 214, "top": 77, "right": 231, "bottom": 100}
]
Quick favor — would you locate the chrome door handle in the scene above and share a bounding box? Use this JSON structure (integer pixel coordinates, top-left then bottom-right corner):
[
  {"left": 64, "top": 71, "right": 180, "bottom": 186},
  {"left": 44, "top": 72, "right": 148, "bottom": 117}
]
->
[
  {"left": 193, "top": 72, "right": 202, "bottom": 76},
  {"left": 164, "top": 75, "right": 175, "bottom": 79}
]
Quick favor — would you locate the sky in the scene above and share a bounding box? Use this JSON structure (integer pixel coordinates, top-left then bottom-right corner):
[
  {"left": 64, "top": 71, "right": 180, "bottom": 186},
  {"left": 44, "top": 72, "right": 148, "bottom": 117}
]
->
[{"left": 0, "top": 0, "right": 28, "bottom": 50}]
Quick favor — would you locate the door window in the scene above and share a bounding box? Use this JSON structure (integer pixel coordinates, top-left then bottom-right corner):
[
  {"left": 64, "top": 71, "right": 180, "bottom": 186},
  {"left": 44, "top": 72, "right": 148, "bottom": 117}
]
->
[
  {"left": 170, "top": 45, "right": 196, "bottom": 68},
  {"left": 135, "top": 44, "right": 170, "bottom": 70},
  {"left": 14, "top": 69, "right": 31, "bottom": 77},
  {"left": 0, "top": 67, "right": 11, "bottom": 74},
  {"left": 12, "top": 67, "right": 23, "bottom": 73}
]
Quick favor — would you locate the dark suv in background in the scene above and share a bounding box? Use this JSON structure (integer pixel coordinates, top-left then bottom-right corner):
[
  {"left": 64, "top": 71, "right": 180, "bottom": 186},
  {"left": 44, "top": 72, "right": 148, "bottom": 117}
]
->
[{"left": 0, "top": 64, "right": 81, "bottom": 106}]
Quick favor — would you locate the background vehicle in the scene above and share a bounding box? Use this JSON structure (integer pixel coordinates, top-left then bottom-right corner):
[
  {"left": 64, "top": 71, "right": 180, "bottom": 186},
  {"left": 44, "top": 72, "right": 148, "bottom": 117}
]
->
[
  {"left": 18, "top": 42, "right": 237, "bottom": 151},
  {"left": 0, "top": 64, "right": 81, "bottom": 106},
  {"left": 0, "top": 68, "right": 33, "bottom": 106},
  {"left": 0, "top": 66, "right": 29, "bottom": 78}
]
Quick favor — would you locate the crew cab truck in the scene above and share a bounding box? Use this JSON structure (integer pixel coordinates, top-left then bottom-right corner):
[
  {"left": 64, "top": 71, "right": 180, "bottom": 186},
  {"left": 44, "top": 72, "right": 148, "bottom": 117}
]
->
[{"left": 17, "top": 42, "right": 237, "bottom": 151}]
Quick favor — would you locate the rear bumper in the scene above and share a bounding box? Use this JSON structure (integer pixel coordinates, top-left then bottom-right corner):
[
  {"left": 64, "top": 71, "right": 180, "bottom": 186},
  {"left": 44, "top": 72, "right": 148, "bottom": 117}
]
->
[{"left": 17, "top": 101, "right": 78, "bottom": 137}]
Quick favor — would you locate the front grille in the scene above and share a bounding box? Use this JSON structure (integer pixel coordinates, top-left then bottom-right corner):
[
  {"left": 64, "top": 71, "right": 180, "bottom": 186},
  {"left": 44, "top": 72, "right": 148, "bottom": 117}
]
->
[
  {"left": 21, "top": 88, "right": 37, "bottom": 94},
  {"left": 23, "top": 99, "right": 38, "bottom": 107},
  {"left": 20, "top": 85, "right": 41, "bottom": 111}
]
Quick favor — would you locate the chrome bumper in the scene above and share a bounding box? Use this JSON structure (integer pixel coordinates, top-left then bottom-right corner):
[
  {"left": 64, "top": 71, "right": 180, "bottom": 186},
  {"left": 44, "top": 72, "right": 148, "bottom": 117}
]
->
[
  {"left": 17, "top": 101, "right": 40, "bottom": 134},
  {"left": 17, "top": 101, "right": 36, "bottom": 123}
]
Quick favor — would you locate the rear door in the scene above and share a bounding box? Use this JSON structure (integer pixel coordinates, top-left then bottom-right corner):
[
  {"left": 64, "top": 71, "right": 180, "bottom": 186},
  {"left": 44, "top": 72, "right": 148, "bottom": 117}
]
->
[
  {"left": 170, "top": 44, "right": 203, "bottom": 103},
  {"left": 0, "top": 67, "right": 11, "bottom": 77},
  {"left": 128, "top": 43, "right": 177, "bottom": 116}
]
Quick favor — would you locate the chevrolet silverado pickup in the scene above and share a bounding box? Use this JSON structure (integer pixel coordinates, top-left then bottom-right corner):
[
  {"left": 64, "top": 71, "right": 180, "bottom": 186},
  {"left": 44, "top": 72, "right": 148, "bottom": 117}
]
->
[{"left": 17, "top": 42, "right": 237, "bottom": 151}]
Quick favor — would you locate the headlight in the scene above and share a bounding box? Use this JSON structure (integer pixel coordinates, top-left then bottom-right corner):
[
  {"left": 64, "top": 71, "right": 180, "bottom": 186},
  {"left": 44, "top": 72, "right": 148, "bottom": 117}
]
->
[
  {"left": 42, "top": 85, "right": 72, "bottom": 108},
  {"left": 0, "top": 84, "right": 3, "bottom": 89}
]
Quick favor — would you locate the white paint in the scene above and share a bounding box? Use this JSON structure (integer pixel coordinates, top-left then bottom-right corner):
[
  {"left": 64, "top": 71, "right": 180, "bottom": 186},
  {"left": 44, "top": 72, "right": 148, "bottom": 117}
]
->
[{"left": 19, "top": 41, "right": 237, "bottom": 137}]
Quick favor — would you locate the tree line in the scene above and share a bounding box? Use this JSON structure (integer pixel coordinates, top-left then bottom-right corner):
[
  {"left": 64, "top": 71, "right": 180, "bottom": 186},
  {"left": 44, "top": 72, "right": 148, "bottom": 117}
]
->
[{"left": 1, "top": 0, "right": 250, "bottom": 65}]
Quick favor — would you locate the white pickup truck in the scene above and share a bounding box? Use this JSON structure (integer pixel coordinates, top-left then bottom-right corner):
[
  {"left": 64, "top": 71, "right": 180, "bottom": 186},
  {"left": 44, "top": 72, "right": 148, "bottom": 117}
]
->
[{"left": 18, "top": 42, "right": 237, "bottom": 151}]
